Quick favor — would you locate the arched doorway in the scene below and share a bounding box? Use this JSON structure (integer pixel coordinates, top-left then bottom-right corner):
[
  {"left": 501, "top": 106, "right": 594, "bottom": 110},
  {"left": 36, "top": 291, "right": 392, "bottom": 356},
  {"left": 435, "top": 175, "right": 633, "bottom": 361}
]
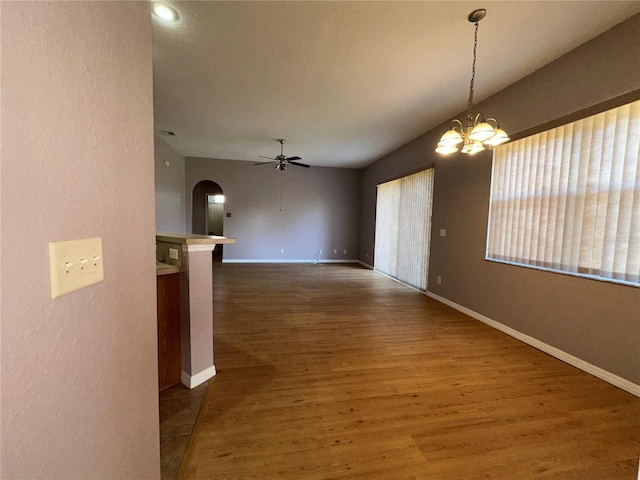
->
[{"left": 192, "top": 180, "right": 225, "bottom": 262}]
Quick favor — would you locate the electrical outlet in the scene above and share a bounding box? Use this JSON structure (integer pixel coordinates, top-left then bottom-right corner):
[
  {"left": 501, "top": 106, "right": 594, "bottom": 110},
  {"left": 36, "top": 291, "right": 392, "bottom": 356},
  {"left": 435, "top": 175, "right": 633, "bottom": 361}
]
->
[
  {"left": 440, "top": 229, "right": 446, "bottom": 237},
  {"left": 437, "top": 276, "right": 442, "bottom": 285},
  {"left": 169, "top": 248, "right": 179, "bottom": 260},
  {"left": 49, "top": 237, "right": 104, "bottom": 299},
  {"left": 343, "top": 249, "right": 347, "bottom": 254},
  {"left": 280, "top": 248, "right": 284, "bottom": 254},
  {"left": 365, "top": 252, "right": 369, "bottom": 257},
  {"left": 333, "top": 249, "right": 337, "bottom": 254},
  {"left": 319, "top": 249, "right": 322, "bottom": 254}
]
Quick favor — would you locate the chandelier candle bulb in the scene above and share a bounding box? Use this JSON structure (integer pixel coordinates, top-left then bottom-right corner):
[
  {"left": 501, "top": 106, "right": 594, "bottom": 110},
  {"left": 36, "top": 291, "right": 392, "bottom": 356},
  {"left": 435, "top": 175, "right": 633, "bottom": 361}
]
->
[{"left": 435, "top": 8, "right": 510, "bottom": 155}]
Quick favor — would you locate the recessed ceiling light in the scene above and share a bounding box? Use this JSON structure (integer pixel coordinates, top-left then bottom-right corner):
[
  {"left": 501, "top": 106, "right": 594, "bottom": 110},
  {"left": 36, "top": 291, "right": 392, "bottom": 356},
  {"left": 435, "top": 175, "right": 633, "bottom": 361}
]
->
[{"left": 152, "top": 2, "right": 179, "bottom": 22}]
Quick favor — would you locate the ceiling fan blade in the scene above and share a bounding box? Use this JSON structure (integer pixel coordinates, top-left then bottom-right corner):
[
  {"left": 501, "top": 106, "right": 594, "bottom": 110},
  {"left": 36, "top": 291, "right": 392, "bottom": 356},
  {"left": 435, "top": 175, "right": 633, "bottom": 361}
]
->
[
  {"left": 289, "top": 161, "right": 310, "bottom": 168},
  {"left": 259, "top": 156, "right": 276, "bottom": 160},
  {"left": 254, "top": 161, "right": 274, "bottom": 166},
  {"left": 286, "top": 156, "right": 301, "bottom": 161}
]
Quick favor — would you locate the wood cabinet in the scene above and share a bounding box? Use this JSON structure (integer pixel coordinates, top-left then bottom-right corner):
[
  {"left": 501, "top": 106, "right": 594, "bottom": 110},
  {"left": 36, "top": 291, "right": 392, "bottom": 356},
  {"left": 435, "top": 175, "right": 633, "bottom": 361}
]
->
[{"left": 156, "top": 272, "right": 181, "bottom": 390}]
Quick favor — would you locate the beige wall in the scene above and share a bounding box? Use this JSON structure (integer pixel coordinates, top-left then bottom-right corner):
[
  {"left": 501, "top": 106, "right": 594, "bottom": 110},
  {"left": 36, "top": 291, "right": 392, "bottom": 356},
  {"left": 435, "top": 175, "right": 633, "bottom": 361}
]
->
[
  {"left": 361, "top": 14, "right": 640, "bottom": 385},
  {"left": 1, "top": 2, "right": 160, "bottom": 478}
]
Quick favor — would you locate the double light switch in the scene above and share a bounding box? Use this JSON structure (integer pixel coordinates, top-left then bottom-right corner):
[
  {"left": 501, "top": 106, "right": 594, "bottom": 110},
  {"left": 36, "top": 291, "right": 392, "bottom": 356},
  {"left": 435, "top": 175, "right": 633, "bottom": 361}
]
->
[{"left": 49, "top": 237, "right": 104, "bottom": 299}]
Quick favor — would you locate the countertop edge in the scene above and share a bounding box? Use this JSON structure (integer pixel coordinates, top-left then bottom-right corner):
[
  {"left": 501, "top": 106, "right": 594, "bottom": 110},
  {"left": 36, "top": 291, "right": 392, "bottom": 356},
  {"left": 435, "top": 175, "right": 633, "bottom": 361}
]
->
[
  {"left": 156, "top": 262, "right": 185, "bottom": 276},
  {"left": 156, "top": 232, "right": 237, "bottom": 245}
]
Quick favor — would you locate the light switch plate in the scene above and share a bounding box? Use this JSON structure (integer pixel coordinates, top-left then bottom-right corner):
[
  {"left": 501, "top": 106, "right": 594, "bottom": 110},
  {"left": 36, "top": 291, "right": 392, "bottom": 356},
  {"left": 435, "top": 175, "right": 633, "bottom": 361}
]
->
[
  {"left": 49, "top": 238, "right": 104, "bottom": 299},
  {"left": 169, "top": 248, "right": 179, "bottom": 260}
]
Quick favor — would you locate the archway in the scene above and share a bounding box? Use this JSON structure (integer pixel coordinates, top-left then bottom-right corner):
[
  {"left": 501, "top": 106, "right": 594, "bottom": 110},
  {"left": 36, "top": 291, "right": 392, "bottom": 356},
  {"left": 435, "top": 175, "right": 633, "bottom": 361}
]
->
[{"left": 192, "top": 180, "right": 225, "bottom": 261}]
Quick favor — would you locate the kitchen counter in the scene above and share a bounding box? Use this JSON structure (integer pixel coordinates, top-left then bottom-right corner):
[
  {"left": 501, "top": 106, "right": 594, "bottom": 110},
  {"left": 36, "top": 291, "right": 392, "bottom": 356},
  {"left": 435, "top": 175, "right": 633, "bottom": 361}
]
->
[
  {"left": 156, "top": 232, "right": 236, "bottom": 389},
  {"left": 156, "top": 232, "right": 236, "bottom": 246},
  {"left": 156, "top": 262, "right": 184, "bottom": 276}
]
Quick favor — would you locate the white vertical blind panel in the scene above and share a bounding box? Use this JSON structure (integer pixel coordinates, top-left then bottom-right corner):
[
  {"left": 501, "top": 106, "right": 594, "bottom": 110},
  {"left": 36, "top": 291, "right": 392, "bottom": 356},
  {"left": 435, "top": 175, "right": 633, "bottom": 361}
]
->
[
  {"left": 487, "top": 100, "right": 640, "bottom": 285},
  {"left": 374, "top": 181, "right": 400, "bottom": 278},
  {"left": 375, "top": 169, "right": 434, "bottom": 290}
]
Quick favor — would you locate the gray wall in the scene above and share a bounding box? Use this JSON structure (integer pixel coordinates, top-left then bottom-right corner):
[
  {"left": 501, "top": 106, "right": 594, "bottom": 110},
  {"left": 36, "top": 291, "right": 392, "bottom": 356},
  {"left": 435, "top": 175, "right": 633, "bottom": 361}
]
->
[
  {"left": 186, "top": 157, "right": 361, "bottom": 261},
  {"left": 1, "top": 2, "right": 160, "bottom": 478},
  {"left": 155, "top": 135, "right": 186, "bottom": 232},
  {"left": 360, "top": 14, "right": 640, "bottom": 384}
]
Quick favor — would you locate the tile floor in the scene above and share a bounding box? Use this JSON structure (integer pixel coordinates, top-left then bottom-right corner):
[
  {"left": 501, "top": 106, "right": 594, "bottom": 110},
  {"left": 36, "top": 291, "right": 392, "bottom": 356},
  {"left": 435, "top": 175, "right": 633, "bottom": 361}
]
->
[{"left": 159, "top": 380, "right": 209, "bottom": 480}]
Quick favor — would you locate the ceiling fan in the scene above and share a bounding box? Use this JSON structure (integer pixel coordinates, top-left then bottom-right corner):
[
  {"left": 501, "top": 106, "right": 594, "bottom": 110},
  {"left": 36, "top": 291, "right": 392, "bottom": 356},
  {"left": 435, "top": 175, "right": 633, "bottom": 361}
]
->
[{"left": 255, "top": 139, "right": 310, "bottom": 170}]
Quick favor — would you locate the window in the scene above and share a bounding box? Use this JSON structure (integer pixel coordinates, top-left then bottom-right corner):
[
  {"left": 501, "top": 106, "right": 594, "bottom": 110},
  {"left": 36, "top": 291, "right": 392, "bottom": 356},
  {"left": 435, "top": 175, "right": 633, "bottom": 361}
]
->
[
  {"left": 374, "top": 168, "right": 434, "bottom": 291},
  {"left": 486, "top": 100, "right": 640, "bottom": 286}
]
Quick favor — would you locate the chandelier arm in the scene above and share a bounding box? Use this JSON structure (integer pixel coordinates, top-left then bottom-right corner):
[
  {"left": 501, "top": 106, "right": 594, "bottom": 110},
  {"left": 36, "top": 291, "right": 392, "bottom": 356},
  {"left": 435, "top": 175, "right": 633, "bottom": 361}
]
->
[
  {"left": 485, "top": 117, "right": 499, "bottom": 127},
  {"left": 452, "top": 118, "right": 464, "bottom": 131}
]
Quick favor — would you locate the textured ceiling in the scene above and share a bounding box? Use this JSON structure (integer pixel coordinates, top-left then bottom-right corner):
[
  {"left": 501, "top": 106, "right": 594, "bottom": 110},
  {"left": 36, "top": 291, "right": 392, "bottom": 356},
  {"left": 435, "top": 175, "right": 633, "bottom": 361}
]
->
[{"left": 153, "top": 1, "right": 640, "bottom": 168}]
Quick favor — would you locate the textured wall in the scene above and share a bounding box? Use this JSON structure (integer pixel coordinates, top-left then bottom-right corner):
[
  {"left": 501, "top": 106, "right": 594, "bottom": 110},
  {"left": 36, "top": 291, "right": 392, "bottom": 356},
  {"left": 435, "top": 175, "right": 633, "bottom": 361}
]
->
[
  {"left": 1, "top": 2, "right": 160, "bottom": 479},
  {"left": 155, "top": 136, "right": 186, "bottom": 233},
  {"left": 186, "top": 157, "right": 362, "bottom": 261},
  {"left": 360, "top": 14, "right": 640, "bottom": 384}
]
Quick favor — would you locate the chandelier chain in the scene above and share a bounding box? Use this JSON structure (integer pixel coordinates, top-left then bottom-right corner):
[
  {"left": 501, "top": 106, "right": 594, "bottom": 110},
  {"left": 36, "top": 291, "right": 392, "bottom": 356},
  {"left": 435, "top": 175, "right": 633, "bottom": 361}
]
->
[{"left": 467, "top": 21, "right": 479, "bottom": 123}]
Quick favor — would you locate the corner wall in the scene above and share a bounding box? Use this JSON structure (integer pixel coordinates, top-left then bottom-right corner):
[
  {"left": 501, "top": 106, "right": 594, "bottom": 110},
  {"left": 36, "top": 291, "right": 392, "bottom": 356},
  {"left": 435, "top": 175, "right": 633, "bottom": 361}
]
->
[
  {"left": 360, "top": 14, "right": 640, "bottom": 385},
  {"left": 1, "top": 3, "right": 160, "bottom": 478},
  {"left": 186, "top": 157, "right": 361, "bottom": 261},
  {"left": 155, "top": 136, "right": 186, "bottom": 233}
]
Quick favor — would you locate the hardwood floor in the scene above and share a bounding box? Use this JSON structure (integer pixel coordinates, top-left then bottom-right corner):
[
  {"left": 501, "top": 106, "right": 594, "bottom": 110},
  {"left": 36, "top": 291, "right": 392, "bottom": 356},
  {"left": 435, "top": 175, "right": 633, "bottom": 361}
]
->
[{"left": 179, "top": 263, "right": 640, "bottom": 479}]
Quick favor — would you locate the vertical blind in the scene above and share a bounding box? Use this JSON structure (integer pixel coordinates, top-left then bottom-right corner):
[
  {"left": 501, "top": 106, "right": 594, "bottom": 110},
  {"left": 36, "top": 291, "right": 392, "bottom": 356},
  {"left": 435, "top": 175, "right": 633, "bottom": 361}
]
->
[
  {"left": 374, "top": 168, "right": 434, "bottom": 291},
  {"left": 487, "top": 100, "right": 640, "bottom": 285}
]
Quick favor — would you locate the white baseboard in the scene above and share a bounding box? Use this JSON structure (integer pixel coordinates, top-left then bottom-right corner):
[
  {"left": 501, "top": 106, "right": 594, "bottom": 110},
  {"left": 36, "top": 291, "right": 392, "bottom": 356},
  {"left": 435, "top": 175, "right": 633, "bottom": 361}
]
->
[
  {"left": 181, "top": 365, "right": 216, "bottom": 389},
  {"left": 374, "top": 268, "right": 424, "bottom": 293},
  {"left": 358, "top": 260, "right": 374, "bottom": 269},
  {"left": 223, "top": 259, "right": 359, "bottom": 264},
  {"left": 425, "top": 291, "right": 640, "bottom": 398}
]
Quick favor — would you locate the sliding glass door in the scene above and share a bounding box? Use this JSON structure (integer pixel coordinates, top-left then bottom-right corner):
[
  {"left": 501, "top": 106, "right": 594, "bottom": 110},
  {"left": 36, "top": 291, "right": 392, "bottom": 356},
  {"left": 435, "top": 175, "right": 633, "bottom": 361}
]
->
[{"left": 374, "top": 168, "right": 434, "bottom": 291}]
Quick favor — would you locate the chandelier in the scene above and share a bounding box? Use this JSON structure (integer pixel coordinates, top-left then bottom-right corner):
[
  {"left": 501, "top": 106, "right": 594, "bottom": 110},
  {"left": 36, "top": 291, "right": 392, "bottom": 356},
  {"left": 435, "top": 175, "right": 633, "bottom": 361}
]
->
[{"left": 436, "top": 9, "right": 510, "bottom": 155}]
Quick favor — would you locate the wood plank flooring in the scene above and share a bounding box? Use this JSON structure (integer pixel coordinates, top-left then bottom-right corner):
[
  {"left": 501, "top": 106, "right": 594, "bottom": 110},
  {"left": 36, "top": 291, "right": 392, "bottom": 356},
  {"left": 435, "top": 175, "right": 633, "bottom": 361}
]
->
[{"left": 179, "top": 263, "right": 640, "bottom": 479}]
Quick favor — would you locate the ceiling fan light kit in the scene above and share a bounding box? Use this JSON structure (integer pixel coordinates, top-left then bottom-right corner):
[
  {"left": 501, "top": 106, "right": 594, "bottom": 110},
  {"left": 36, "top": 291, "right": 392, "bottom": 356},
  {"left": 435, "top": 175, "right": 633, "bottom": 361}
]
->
[
  {"left": 255, "top": 139, "right": 310, "bottom": 170},
  {"left": 436, "top": 8, "right": 510, "bottom": 156}
]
